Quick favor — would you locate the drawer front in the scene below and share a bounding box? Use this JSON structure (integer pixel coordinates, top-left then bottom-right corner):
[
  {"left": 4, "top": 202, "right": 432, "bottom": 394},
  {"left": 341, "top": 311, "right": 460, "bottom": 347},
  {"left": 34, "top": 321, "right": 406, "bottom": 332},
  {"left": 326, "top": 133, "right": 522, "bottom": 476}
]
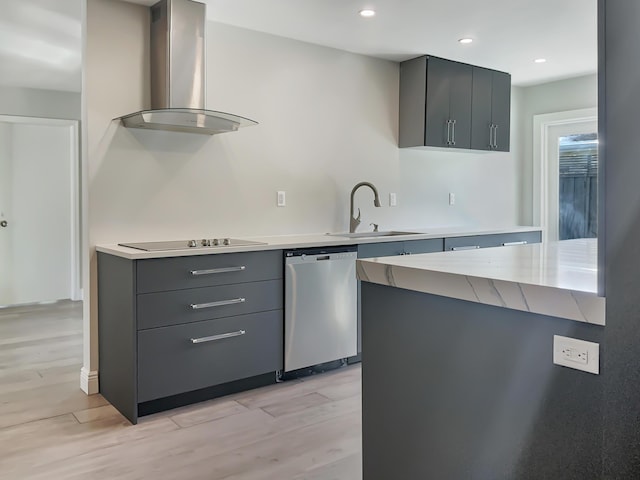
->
[
  {"left": 402, "top": 238, "right": 443, "bottom": 255},
  {"left": 358, "top": 241, "right": 405, "bottom": 259},
  {"left": 137, "top": 279, "right": 283, "bottom": 330},
  {"left": 137, "top": 310, "right": 283, "bottom": 402},
  {"left": 136, "top": 250, "right": 282, "bottom": 293},
  {"left": 444, "top": 231, "right": 541, "bottom": 251}
]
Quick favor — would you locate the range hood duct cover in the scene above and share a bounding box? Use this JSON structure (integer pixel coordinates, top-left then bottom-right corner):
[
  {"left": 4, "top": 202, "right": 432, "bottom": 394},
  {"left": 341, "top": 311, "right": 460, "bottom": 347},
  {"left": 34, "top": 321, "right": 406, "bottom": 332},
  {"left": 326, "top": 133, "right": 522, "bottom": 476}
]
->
[{"left": 118, "top": 0, "right": 257, "bottom": 135}]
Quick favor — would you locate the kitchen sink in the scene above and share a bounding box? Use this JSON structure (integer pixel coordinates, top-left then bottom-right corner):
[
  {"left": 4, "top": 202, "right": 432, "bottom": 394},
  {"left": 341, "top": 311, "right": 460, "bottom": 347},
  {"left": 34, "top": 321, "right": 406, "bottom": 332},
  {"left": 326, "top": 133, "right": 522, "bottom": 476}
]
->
[{"left": 328, "top": 231, "right": 422, "bottom": 239}]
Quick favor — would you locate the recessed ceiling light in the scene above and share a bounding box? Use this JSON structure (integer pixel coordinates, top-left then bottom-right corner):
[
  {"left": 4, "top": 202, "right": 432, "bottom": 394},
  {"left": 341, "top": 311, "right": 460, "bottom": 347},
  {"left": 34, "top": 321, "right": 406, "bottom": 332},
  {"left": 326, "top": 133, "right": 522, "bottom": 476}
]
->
[
  {"left": 359, "top": 9, "right": 376, "bottom": 18},
  {"left": 534, "top": 58, "right": 547, "bottom": 64},
  {"left": 458, "top": 38, "right": 473, "bottom": 44}
]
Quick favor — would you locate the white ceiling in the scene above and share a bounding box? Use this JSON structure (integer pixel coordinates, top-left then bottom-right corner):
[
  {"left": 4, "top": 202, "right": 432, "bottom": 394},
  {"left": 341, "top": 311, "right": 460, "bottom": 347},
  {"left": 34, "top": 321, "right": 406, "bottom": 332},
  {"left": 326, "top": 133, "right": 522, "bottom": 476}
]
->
[
  {"left": 0, "top": 0, "right": 597, "bottom": 93},
  {"left": 0, "top": 0, "right": 82, "bottom": 93},
  {"left": 127, "top": 0, "right": 598, "bottom": 87}
]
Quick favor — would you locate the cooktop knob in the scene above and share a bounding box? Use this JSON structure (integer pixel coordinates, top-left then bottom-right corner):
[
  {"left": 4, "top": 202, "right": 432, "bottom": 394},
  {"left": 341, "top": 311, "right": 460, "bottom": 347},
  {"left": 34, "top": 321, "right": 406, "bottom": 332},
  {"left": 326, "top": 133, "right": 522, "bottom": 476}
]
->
[
  {"left": 223, "top": 238, "right": 231, "bottom": 246},
  {"left": 201, "top": 239, "right": 211, "bottom": 246},
  {"left": 212, "top": 238, "right": 220, "bottom": 246},
  {"left": 187, "top": 240, "right": 197, "bottom": 248}
]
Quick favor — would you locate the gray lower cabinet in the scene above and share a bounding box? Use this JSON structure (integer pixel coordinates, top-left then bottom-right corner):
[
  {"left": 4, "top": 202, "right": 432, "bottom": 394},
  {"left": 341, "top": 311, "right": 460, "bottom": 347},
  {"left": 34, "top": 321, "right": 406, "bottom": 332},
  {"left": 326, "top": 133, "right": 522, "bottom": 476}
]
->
[
  {"left": 98, "top": 250, "right": 283, "bottom": 424},
  {"left": 444, "top": 231, "right": 541, "bottom": 251},
  {"left": 138, "top": 310, "right": 282, "bottom": 402}
]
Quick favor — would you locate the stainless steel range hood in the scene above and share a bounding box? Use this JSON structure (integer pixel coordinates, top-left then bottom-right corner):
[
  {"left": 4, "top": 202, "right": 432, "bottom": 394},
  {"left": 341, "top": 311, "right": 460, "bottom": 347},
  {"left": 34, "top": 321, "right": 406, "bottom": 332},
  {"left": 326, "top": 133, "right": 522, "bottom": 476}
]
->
[{"left": 118, "top": 0, "right": 257, "bottom": 135}]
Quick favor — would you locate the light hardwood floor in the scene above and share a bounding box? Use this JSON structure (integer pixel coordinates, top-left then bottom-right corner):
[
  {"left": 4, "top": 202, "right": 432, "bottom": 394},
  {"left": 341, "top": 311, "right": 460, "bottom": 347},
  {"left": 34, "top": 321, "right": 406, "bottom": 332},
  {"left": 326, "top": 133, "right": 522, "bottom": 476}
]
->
[{"left": 0, "top": 302, "right": 363, "bottom": 479}]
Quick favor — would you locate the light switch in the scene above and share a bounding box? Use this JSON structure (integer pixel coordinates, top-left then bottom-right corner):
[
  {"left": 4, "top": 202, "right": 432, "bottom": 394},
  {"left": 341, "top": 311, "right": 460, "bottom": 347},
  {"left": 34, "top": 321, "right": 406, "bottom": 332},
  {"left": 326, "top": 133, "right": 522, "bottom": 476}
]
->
[
  {"left": 277, "top": 191, "right": 286, "bottom": 207},
  {"left": 389, "top": 193, "right": 397, "bottom": 207}
]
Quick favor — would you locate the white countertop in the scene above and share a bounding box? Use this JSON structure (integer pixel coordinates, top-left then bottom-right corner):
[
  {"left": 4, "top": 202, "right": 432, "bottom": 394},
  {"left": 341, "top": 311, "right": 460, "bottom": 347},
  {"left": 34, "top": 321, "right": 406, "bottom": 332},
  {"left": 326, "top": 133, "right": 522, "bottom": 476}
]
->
[
  {"left": 95, "top": 226, "right": 541, "bottom": 260},
  {"left": 356, "top": 238, "right": 605, "bottom": 325}
]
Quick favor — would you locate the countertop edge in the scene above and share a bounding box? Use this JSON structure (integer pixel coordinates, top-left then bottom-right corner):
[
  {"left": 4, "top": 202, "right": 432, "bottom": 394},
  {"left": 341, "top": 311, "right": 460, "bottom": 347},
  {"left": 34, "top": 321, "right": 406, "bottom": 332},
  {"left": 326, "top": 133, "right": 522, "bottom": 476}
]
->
[{"left": 356, "top": 240, "right": 605, "bottom": 325}]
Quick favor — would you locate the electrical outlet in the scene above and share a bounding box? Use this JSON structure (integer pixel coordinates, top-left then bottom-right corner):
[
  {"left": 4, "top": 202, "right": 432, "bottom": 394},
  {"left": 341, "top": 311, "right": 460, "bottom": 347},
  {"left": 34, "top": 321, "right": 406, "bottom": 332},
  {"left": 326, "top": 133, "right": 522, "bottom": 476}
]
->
[
  {"left": 277, "top": 191, "right": 286, "bottom": 207},
  {"left": 553, "top": 335, "right": 599, "bottom": 374},
  {"left": 389, "top": 193, "right": 397, "bottom": 207},
  {"left": 449, "top": 192, "right": 455, "bottom": 206}
]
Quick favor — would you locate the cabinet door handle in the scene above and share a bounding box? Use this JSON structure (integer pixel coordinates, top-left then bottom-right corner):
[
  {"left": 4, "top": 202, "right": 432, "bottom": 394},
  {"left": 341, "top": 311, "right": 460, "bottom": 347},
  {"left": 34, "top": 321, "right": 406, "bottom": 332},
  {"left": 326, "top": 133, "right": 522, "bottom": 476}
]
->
[
  {"left": 489, "top": 124, "right": 494, "bottom": 149},
  {"left": 450, "top": 119, "right": 456, "bottom": 146},
  {"left": 190, "top": 266, "right": 246, "bottom": 276},
  {"left": 502, "top": 241, "right": 527, "bottom": 246},
  {"left": 493, "top": 124, "right": 499, "bottom": 149},
  {"left": 446, "top": 120, "right": 452, "bottom": 145},
  {"left": 190, "top": 330, "right": 246, "bottom": 344},
  {"left": 451, "top": 245, "right": 480, "bottom": 251},
  {"left": 190, "top": 297, "right": 245, "bottom": 310}
]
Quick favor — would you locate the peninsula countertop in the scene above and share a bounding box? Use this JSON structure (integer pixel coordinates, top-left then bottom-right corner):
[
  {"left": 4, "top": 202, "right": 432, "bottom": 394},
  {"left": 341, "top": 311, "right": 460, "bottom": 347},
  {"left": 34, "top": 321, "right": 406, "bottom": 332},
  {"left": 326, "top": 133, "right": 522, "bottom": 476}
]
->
[{"left": 356, "top": 238, "right": 605, "bottom": 325}]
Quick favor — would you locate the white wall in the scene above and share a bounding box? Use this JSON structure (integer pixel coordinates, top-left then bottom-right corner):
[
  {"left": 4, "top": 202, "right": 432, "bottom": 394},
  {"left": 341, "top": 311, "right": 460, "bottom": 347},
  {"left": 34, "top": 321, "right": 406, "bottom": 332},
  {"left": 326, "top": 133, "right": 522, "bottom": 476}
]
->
[
  {"left": 516, "top": 74, "right": 598, "bottom": 224},
  {"left": 85, "top": 0, "right": 526, "bottom": 385},
  {"left": 0, "top": 86, "right": 81, "bottom": 120}
]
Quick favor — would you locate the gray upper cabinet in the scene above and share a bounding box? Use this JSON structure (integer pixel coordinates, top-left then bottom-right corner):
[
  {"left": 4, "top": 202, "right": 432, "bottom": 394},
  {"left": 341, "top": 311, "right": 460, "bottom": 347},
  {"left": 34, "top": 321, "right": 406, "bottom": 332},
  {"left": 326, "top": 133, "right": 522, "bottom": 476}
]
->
[
  {"left": 471, "top": 67, "right": 511, "bottom": 152},
  {"left": 400, "top": 55, "right": 511, "bottom": 152},
  {"left": 400, "top": 55, "right": 472, "bottom": 149}
]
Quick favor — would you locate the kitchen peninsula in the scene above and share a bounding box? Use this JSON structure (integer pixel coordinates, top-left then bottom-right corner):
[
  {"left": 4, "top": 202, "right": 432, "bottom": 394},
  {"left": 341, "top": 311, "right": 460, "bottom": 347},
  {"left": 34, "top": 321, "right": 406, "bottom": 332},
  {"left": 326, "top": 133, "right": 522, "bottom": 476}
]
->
[{"left": 357, "top": 238, "right": 604, "bottom": 479}]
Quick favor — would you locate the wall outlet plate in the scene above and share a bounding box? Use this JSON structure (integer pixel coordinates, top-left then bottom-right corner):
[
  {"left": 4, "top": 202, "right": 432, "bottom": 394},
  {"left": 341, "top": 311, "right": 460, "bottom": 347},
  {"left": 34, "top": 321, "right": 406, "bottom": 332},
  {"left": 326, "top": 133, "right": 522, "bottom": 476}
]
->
[
  {"left": 553, "top": 335, "right": 599, "bottom": 374},
  {"left": 389, "top": 193, "right": 397, "bottom": 207},
  {"left": 277, "top": 191, "right": 286, "bottom": 207}
]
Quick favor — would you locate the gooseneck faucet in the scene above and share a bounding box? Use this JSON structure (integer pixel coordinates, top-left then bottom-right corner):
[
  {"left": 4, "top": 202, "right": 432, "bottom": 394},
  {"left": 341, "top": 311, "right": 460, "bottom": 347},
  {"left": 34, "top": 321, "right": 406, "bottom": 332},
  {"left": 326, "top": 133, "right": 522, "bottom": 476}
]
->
[{"left": 350, "top": 181, "right": 381, "bottom": 233}]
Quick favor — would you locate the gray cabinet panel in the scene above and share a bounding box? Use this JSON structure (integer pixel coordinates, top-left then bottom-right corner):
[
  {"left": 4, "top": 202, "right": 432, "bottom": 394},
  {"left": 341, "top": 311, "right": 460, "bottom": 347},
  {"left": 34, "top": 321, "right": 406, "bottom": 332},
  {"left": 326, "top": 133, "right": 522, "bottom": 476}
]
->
[
  {"left": 399, "top": 56, "right": 427, "bottom": 148},
  {"left": 447, "top": 60, "right": 473, "bottom": 149},
  {"left": 137, "top": 279, "right": 283, "bottom": 330},
  {"left": 97, "top": 253, "right": 138, "bottom": 424},
  {"left": 357, "top": 241, "right": 405, "bottom": 258},
  {"left": 402, "top": 238, "right": 444, "bottom": 255},
  {"left": 138, "top": 310, "right": 283, "bottom": 402},
  {"left": 471, "top": 66, "right": 493, "bottom": 150},
  {"left": 444, "top": 231, "right": 541, "bottom": 251},
  {"left": 491, "top": 70, "right": 511, "bottom": 152},
  {"left": 136, "top": 250, "right": 282, "bottom": 293},
  {"left": 424, "top": 56, "right": 452, "bottom": 148}
]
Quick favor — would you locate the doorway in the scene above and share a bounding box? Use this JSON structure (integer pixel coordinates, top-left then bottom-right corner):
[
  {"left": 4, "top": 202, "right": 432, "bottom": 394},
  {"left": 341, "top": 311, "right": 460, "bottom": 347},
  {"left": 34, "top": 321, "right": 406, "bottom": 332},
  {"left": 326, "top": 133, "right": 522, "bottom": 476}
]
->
[
  {"left": 0, "top": 115, "right": 80, "bottom": 307},
  {"left": 532, "top": 108, "right": 598, "bottom": 243}
]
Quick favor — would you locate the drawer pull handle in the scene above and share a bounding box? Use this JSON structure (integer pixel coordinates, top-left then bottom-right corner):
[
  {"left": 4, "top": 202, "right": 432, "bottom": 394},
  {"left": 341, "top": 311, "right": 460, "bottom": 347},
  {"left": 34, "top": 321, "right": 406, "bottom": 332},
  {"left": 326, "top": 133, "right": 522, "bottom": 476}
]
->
[
  {"left": 190, "top": 330, "right": 246, "bottom": 344},
  {"left": 190, "top": 266, "right": 246, "bottom": 276},
  {"left": 451, "top": 246, "right": 480, "bottom": 251},
  {"left": 190, "top": 297, "right": 246, "bottom": 310},
  {"left": 502, "top": 241, "right": 527, "bottom": 246}
]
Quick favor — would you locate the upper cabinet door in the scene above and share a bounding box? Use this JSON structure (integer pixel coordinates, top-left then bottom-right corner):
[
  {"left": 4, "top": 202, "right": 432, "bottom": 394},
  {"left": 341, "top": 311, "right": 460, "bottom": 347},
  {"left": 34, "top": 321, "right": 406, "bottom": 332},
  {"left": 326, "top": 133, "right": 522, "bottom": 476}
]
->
[
  {"left": 471, "top": 67, "right": 493, "bottom": 150},
  {"left": 446, "top": 60, "right": 472, "bottom": 149},
  {"left": 471, "top": 67, "right": 511, "bottom": 152},
  {"left": 425, "top": 57, "right": 454, "bottom": 148},
  {"left": 491, "top": 71, "right": 511, "bottom": 152}
]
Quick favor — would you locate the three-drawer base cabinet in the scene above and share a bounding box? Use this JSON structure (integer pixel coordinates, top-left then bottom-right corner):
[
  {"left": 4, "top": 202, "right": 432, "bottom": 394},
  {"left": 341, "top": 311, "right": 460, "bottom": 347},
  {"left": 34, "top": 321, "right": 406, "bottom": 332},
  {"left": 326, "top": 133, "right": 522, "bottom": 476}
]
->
[{"left": 98, "top": 250, "right": 284, "bottom": 424}]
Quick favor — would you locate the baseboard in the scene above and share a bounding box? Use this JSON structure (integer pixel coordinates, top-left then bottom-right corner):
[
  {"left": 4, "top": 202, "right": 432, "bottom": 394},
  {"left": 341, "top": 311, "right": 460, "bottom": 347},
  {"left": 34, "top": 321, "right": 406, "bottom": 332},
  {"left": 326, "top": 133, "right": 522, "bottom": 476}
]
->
[{"left": 80, "top": 367, "right": 99, "bottom": 395}]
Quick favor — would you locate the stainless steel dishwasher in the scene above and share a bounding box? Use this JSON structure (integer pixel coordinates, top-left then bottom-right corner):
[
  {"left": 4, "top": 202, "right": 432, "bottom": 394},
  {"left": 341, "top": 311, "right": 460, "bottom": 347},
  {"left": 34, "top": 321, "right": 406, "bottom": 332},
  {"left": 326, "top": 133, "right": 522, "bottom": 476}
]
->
[{"left": 284, "top": 246, "right": 358, "bottom": 373}]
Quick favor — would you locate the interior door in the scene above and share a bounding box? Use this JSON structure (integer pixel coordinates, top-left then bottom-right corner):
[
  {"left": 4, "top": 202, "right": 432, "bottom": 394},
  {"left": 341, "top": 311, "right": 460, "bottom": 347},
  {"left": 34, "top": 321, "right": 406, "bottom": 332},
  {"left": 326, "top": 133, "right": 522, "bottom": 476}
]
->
[{"left": 0, "top": 121, "right": 74, "bottom": 306}]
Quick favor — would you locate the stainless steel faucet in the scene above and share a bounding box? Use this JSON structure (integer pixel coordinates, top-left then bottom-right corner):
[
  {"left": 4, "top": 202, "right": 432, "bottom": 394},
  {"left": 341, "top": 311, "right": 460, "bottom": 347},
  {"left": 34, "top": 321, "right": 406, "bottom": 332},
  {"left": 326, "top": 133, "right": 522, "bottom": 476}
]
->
[{"left": 350, "top": 182, "right": 381, "bottom": 233}]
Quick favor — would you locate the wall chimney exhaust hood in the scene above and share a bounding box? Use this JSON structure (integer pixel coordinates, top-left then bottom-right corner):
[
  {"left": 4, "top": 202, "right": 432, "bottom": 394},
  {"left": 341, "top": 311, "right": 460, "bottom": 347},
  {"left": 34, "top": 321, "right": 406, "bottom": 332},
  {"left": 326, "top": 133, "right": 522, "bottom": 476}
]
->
[{"left": 118, "top": 0, "right": 257, "bottom": 135}]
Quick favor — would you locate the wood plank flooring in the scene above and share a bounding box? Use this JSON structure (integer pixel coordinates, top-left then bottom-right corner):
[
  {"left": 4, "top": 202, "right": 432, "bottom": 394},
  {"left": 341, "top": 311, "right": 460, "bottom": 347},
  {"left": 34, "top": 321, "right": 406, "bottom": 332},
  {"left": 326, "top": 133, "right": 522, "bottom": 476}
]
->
[{"left": 0, "top": 301, "right": 363, "bottom": 479}]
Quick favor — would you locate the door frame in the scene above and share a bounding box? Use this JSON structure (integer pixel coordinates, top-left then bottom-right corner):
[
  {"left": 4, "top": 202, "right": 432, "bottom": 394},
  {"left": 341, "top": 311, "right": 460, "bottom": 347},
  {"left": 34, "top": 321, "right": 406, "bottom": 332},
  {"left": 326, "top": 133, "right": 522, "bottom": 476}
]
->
[
  {"left": 532, "top": 108, "right": 598, "bottom": 243},
  {"left": 0, "top": 115, "right": 81, "bottom": 302}
]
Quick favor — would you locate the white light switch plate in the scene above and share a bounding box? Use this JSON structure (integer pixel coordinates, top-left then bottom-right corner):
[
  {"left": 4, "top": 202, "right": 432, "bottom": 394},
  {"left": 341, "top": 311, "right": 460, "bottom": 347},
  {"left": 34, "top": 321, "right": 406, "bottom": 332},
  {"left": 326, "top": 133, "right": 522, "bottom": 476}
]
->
[
  {"left": 389, "top": 193, "right": 397, "bottom": 207},
  {"left": 553, "top": 335, "right": 599, "bottom": 374},
  {"left": 277, "top": 191, "right": 286, "bottom": 207}
]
